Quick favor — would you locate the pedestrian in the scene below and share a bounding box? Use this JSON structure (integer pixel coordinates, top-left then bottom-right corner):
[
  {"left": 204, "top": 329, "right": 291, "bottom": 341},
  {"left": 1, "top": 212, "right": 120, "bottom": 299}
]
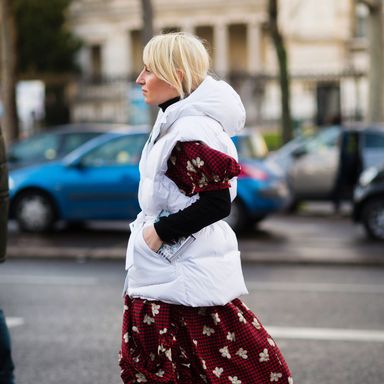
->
[
  {"left": 332, "top": 128, "right": 362, "bottom": 214},
  {"left": 119, "top": 32, "right": 293, "bottom": 383},
  {"left": 0, "top": 124, "right": 15, "bottom": 384}
]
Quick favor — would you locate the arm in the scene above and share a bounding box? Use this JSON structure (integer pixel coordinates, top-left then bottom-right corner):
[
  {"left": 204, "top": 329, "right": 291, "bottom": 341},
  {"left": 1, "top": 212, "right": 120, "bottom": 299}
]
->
[{"left": 143, "top": 188, "right": 231, "bottom": 250}]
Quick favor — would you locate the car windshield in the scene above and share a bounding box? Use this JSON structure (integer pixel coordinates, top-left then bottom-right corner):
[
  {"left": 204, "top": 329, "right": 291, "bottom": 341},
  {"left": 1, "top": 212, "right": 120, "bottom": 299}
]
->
[
  {"left": 8, "top": 133, "right": 61, "bottom": 163},
  {"left": 80, "top": 134, "right": 148, "bottom": 167},
  {"left": 233, "top": 133, "right": 268, "bottom": 160}
]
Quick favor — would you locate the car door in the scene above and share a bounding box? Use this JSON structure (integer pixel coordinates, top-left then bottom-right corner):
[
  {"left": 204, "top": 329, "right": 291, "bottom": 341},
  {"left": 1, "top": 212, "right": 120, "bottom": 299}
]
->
[
  {"left": 60, "top": 134, "right": 146, "bottom": 220},
  {"left": 289, "top": 126, "right": 340, "bottom": 198}
]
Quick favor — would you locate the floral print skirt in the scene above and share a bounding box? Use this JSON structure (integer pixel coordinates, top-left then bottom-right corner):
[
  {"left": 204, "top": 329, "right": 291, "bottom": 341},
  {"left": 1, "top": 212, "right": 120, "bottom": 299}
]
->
[{"left": 119, "top": 296, "right": 293, "bottom": 384}]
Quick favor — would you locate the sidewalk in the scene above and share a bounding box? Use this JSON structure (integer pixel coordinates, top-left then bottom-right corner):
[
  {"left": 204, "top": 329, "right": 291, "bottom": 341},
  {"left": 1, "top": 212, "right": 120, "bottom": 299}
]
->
[{"left": 6, "top": 203, "right": 384, "bottom": 266}]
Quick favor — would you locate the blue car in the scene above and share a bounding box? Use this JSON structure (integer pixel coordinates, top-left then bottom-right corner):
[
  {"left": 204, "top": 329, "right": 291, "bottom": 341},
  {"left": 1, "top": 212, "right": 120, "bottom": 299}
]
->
[{"left": 9, "top": 129, "right": 289, "bottom": 233}]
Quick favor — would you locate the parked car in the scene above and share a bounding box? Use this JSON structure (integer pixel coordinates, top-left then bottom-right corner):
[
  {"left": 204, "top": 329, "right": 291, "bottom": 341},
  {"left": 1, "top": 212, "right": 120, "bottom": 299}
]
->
[
  {"left": 267, "top": 124, "right": 384, "bottom": 209},
  {"left": 353, "top": 164, "right": 384, "bottom": 240},
  {"left": 9, "top": 129, "right": 289, "bottom": 233},
  {"left": 7, "top": 123, "right": 130, "bottom": 170}
]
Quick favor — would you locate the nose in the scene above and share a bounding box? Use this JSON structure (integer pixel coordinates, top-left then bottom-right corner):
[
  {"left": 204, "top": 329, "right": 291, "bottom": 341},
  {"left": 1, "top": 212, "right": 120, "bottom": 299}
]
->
[{"left": 136, "top": 68, "right": 145, "bottom": 85}]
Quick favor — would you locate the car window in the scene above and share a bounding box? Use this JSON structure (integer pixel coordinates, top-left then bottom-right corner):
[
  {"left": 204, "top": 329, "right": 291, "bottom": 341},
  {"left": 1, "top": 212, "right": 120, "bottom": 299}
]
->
[
  {"left": 234, "top": 133, "right": 268, "bottom": 160},
  {"left": 304, "top": 126, "right": 340, "bottom": 153},
  {"left": 81, "top": 134, "right": 148, "bottom": 167},
  {"left": 61, "top": 132, "right": 102, "bottom": 154},
  {"left": 9, "top": 133, "right": 60, "bottom": 163},
  {"left": 363, "top": 132, "right": 384, "bottom": 149}
]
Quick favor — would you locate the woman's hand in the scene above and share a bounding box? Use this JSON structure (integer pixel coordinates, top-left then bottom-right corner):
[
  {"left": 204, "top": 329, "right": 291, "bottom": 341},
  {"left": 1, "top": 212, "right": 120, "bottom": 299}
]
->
[{"left": 143, "top": 225, "right": 163, "bottom": 252}]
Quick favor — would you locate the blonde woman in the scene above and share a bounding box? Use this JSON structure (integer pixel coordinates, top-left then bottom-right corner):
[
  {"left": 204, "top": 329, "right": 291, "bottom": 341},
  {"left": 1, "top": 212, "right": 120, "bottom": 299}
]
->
[{"left": 120, "top": 32, "right": 293, "bottom": 384}]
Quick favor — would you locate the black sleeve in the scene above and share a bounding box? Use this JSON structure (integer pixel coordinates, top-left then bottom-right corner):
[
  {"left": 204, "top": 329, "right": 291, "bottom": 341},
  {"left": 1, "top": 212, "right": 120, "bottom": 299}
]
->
[{"left": 154, "top": 188, "right": 231, "bottom": 243}]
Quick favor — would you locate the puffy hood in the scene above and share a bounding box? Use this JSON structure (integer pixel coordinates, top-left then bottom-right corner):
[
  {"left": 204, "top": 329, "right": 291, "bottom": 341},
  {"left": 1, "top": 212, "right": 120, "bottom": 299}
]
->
[{"left": 159, "top": 76, "right": 246, "bottom": 137}]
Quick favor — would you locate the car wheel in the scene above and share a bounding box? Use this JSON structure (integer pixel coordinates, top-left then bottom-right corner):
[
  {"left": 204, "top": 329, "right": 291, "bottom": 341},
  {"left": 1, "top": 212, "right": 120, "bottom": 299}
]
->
[
  {"left": 14, "top": 191, "right": 57, "bottom": 233},
  {"left": 225, "top": 198, "right": 248, "bottom": 233},
  {"left": 361, "top": 197, "right": 384, "bottom": 240}
]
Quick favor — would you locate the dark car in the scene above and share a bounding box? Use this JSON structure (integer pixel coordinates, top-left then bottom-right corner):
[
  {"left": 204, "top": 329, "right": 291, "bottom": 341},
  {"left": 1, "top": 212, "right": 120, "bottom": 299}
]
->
[
  {"left": 7, "top": 123, "right": 130, "bottom": 169},
  {"left": 353, "top": 164, "right": 384, "bottom": 240}
]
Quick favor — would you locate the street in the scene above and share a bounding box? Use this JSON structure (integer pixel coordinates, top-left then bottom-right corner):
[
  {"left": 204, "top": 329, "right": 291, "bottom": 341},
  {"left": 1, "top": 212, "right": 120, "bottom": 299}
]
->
[{"left": 1, "top": 206, "right": 384, "bottom": 384}]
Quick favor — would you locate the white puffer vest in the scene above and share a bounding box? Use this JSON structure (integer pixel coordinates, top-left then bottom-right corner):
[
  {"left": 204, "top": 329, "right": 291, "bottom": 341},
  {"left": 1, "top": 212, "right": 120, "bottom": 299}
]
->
[{"left": 124, "top": 76, "right": 248, "bottom": 307}]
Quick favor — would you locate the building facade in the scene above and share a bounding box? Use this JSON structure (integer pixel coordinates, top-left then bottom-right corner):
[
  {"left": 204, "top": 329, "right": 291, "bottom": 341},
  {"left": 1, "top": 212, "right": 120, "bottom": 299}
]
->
[{"left": 67, "top": 0, "right": 371, "bottom": 130}]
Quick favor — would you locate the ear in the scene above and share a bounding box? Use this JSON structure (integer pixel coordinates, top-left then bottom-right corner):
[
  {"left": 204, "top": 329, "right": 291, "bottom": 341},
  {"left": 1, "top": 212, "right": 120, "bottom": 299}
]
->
[{"left": 176, "top": 69, "right": 184, "bottom": 82}]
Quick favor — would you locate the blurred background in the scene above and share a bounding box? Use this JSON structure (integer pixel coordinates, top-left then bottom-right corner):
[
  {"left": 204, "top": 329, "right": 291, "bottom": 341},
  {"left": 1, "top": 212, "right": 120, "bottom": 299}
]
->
[{"left": 1, "top": 1, "right": 384, "bottom": 383}]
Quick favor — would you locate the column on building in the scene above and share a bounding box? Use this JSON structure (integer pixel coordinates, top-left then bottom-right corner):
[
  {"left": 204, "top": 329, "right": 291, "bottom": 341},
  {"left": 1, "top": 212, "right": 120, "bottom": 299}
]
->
[
  {"left": 102, "top": 31, "right": 129, "bottom": 79},
  {"left": 214, "top": 23, "right": 228, "bottom": 78},
  {"left": 247, "top": 21, "right": 262, "bottom": 75}
]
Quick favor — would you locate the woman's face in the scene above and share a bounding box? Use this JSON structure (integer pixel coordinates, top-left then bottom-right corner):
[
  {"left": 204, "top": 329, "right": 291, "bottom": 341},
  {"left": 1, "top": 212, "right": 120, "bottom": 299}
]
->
[{"left": 136, "top": 66, "right": 179, "bottom": 105}]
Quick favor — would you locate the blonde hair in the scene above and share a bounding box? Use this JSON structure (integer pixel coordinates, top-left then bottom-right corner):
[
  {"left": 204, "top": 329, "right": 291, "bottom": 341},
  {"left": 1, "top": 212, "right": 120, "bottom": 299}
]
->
[{"left": 143, "top": 32, "right": 210, "bottom": 99}]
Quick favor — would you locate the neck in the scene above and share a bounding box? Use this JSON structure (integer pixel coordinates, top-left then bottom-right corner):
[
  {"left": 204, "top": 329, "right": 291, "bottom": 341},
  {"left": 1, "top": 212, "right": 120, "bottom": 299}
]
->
[{"left": 159, "top": 96, "right": 180, "bottom": 112}]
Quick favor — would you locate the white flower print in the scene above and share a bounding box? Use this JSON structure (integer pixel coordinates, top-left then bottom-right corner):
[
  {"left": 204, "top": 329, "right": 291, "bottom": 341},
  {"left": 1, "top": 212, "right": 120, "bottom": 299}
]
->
[
  {"left": 259, "top": 348, "right": 270, "bottom": 362},
  {"left": 252, "top": 318, "right": 261, "bottom": 329},
  {"left": 236, "top": 348, "right": 248, "bottom": 359},
  {"left": 133, "top": 355, "right": 140, "bottom": 363},
  {"left": 270, "top": 372, "right": 283, "bottom": 382},
  {"left": 156, "top": 369, "right": 165, "bottom": 377},
  {"left": 186, "top": 160, "right": 197, "bottom": 173},
  {"left": 288, "top": 377, "right": 294, "bottom": 384},
  {"left": 123, "top": 332, "right": 129, "bottom": 343},
  {"left": 203, "top": 325, "right": 215, "bottom": 336},
  {"left": 219, "top": 346, "right": 231, "bottom": 359},
  {"left": 226, "top": 332, "right": 236, "bottom": 342},
  {"left": 149, "top": 352, "right": 155, "bottom": 361},
  {"left": 198, "top": 173, "right": 208, "bottom": 188},
  {"left": 267, "top": 338, "right": 276, "bottom": 347},
  {"left": 211, "top": 312, "right": 221, "bottom": 325},
  {"left": 143, "top": 314, "right": 154, "bottom": 325},
  {"left": 170, "top": 156, "right": 176, "bottom": 165},
  {"left": 165, "top": 349, "right": 172, "bottom": 361},
  {"left": 192, "top": 157, "right": 205, "bottom": 168},
  {"left": 151, "top": 303, "right": 160, "bottom": 316},
  {"left": 132, "top": 326, "right": 140, "bottom": 333},
  {"left": 237, "top": 312, "right": 247, "bottom": 324},
  {"left": 228, "top": 376, "right": 242, "bottom": 384},
  {"left": 202, "top": 359, "right": 207, "bottom": 370},
  {"left": 213, "top": 367, "right": 224, "bottom": 378},
  {"left": 123, "top": 304, "right": 129, "bottom": 311},
  {"left": 212, "top": 174, "right": 220, "bottom": 183},
  {"left": 193, "top": 339, "right": 198, "bottom": 346},
  {"left": 159, "top": 328, "right": 167, "bottom": 335},
  {"left": 135, "top": 373, "right": 147, "bottom": 382}
]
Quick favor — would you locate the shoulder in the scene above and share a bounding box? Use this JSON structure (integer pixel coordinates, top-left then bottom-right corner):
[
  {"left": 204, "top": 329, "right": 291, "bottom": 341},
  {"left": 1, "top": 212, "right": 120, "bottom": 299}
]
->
[{"left": 172, "top": 115, "right": 222, "bottom": 141}]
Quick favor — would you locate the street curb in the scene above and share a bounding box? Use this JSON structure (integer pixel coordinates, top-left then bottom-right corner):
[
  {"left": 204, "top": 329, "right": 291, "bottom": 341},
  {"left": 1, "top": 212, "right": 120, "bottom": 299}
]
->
[{"left": 6, "top": 246, "right": 384, "bottom": 266}]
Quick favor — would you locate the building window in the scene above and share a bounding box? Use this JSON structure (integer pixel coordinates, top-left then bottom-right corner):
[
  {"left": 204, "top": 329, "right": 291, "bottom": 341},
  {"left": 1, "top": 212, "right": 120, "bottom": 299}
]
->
[
  {"left": 90, "top": 44, "right": 102, "bottom": 81},
  {"left": 162, "top": 26, "right": 181, "bottom": 34},
  {"left": 130, "top": 30, "right": 143, "bottom": 77},
  {"left": 195, "top": 26, "right": 214, "bottom": 66},
  {"left": 354, "top": 3, "right": 368, "bottom": 39},
  {"left": 228, "top": 24, "right": 247, "bottom": 73},
  {"left": 316, "top": 82, "right": 341, "bottom": 126}
]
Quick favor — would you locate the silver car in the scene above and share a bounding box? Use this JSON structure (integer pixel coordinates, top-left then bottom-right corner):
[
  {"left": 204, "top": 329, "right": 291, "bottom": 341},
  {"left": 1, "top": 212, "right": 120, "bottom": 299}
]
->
[{"left": 267, "top": 124, "right": 384, "bottom": 209}]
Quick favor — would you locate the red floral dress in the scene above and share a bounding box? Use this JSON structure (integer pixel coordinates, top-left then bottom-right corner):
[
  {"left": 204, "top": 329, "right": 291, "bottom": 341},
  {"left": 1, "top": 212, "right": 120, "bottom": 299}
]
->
[{"left": 119, "top": 142, "right": 293, "bottom": 384}]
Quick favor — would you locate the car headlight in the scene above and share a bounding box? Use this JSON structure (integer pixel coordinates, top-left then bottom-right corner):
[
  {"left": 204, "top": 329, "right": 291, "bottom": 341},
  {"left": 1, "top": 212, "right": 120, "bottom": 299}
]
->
[{"left": 359, "top": 167, "right": 378, "bottom": 187}]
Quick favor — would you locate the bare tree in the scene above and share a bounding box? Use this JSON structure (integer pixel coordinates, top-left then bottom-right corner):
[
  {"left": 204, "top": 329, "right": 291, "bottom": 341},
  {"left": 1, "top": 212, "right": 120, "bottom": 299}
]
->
[
  {"left": 0, "top": 124, "right": 9, "bottom": 261},
  {"left": 356, "top": 0, "right": 384, "bottom": 122},
  {"left": 140, "top": 0, "right": 157, "bottom": 124},
  {"left": 141, "top": 0, "right": 154, "bottom": 46},
  {"left": 267, "top": 0, "right": 292, "bottom": 144},
  {"left": 0, "top": 0, "right": 19, "bottom": 144}
]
